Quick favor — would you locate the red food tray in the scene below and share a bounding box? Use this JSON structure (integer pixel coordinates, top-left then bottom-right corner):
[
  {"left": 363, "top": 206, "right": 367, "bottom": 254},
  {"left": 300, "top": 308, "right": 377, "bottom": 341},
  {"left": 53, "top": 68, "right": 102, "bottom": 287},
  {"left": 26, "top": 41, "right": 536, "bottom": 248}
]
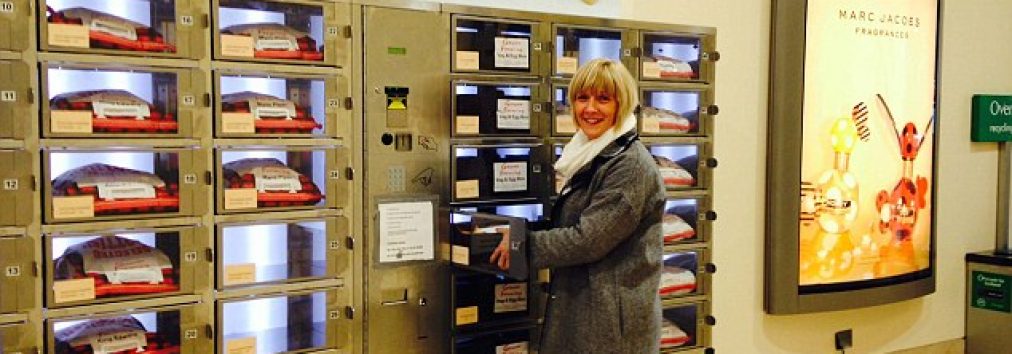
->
[
  {"left": 221, "top": 101, "right": 322, "bottom": 134},
  {"left": 64, "top": 332, "right": 180, "bottom": 354},
  {"left": 225, "top": 165, "right": 324, "bottom": 207},
  {"left": 51, "top": 91, "right": 178, "bottom": 134}
]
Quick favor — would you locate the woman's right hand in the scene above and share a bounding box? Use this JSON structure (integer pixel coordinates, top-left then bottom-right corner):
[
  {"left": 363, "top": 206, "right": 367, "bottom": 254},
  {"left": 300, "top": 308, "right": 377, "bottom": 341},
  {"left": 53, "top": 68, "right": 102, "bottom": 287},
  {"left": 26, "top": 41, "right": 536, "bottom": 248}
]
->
[{"left": 488, "top": 227, "right": 510, "bottom": 271}]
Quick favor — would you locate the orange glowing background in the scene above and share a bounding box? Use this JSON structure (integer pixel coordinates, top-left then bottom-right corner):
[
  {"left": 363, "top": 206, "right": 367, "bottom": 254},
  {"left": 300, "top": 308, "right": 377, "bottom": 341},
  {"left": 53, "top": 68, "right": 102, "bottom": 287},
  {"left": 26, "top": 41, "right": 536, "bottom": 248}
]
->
[{"left": 799, "top": 0, "right": 937, "bottom": 286}]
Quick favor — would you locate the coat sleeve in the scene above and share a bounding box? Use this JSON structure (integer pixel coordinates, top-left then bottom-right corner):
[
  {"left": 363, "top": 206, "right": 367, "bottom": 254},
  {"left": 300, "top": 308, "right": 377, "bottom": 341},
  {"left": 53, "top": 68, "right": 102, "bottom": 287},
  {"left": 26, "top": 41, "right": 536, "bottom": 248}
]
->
[{"left": 529, "top": 155, "right": 655, "bottom": 269}]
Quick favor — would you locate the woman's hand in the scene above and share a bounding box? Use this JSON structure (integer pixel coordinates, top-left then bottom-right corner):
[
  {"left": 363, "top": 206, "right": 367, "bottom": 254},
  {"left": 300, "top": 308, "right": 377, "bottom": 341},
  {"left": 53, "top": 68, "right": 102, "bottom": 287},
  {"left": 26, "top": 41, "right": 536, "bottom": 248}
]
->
[{"left": 488, "top": 227, "right": 510, "bottom": 271}]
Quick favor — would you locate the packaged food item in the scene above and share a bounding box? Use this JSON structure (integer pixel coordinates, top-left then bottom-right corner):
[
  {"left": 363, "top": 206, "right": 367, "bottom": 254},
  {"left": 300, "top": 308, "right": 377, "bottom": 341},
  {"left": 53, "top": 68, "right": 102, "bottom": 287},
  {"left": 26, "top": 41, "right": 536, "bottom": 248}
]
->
[
  {"left": 653, "top": 155, "right": 696, "bottom": 187},
  {"left": 51, "top": 90, "right": 177, "bottom": 134},
  {"left": 662, "top": 213, "right": 695, "bottom": 243},
  {"left": 221, "top": 91, "right": 322, "bottom": 134},
  {"left": 659, "top": 266, "right": 696, "bottom": 296},
  {"left": 660, "top": 319, "right": 690, "bottom": 349},
  {"left": 649, "top": 55, "right": 695, "bottom": 79},
  {"left": 54, "top": 236, "right": 178, "bottom": 297},
  {"left": 54, "top": 316, "right": 180, "bottom": 354},
  {"left": 47, "top": 7, "right": 176, "bottom": 53},
  {"left": 52, "top": 163, "right": 179, "bottom": 215},
  {"left": 223, "top": 158, "right": 323, "bottom": 207},
  {"left": 221, "top": 23, "right": 323, "bottom": 61},
  {"left": 642, "top": 106, "right": 693, "bottom": 134}
]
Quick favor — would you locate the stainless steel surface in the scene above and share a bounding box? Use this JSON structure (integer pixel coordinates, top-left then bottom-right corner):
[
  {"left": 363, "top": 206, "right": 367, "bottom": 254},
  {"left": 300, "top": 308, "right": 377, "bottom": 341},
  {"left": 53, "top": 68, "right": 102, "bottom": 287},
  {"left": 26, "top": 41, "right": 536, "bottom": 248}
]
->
[
  {"left": 361, "top": 4, "right": 450, "bottom": 354},
  {"left": 997, "top": 143, "right": 1011, "bottom": 254},
  {"left": 966, "top": 259, "right": 1012, "bottom": 354}
]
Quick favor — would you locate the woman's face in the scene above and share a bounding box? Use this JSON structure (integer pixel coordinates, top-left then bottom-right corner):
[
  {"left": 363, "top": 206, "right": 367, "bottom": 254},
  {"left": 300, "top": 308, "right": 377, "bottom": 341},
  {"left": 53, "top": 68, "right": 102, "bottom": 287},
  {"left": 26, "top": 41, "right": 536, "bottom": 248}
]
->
[{"left": 573, "top": 88, "right": 618, "bottom": 140}]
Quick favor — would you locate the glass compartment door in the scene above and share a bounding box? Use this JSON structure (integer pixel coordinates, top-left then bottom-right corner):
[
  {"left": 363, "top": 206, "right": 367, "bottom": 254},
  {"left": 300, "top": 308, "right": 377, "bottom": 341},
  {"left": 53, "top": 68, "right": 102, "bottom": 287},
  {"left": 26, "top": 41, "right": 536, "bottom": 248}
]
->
[
  {"left": 219, "top": 289, "right": 341, "bottom": 354},
  {"left": 453, "top": 16, "right": 538, "bottom": 74},
  {"left": 640, "top": 88, "right": 707, "bottom": 136},
  {"left": 218, "top": 218, "right": 344, "bottom": 288},
  {"left": 641, "top": 33, "right": 703, "bottom": 81},
  {"left": 217, "top": 147, "right": 334, "bottom": 213},
  {"left": 453, "top": 81, "right": 540, "bottom": 137},
  {"left": 42, "top": 0, "right": 182, "bottom": 56},
  {"left": 554, "top": 25, "right": 628, "bottom": 76}
]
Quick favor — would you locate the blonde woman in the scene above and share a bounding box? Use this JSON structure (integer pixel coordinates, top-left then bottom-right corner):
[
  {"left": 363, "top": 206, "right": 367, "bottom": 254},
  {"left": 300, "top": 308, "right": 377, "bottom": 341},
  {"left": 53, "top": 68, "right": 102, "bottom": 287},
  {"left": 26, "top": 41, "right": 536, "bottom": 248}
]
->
[{"left": 491, "top": 59, "right": 665, "bottom": 353}]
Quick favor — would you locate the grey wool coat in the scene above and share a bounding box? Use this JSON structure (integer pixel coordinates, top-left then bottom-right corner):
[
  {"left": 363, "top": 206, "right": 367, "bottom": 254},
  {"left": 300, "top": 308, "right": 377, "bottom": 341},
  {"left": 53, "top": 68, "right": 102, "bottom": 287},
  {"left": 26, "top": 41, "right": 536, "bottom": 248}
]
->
[{"left": 530, "top": 131, "right": 665, "bottom": 354}]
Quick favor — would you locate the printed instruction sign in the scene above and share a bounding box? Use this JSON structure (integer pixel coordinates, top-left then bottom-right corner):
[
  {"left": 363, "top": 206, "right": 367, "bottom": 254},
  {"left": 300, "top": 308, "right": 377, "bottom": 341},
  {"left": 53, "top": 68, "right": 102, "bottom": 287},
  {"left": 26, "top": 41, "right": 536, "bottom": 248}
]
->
[
  {"left": 494, "top": 37, "right": 529, "bottom": 68},
  {"left": 493, "top": 162, "right": 528, "bottom": 192},
  {"left": 378, "top": 201, "right": 435, "bottom": 263},
  {"left": 496, "top": 99, "right": 530, "bottom": 130}
]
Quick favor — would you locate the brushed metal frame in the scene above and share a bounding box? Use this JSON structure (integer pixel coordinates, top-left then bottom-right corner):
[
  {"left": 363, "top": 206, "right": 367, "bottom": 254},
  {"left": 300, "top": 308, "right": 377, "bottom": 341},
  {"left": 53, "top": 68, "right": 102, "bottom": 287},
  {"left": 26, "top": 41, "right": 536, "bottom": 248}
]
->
[
  {"left": 41, "top": 140, "right": 207, "bottom": 223},
  {"left": 215, "top": 285, "right": 348, "bottom": 353},
  {"left": 211, "top": 0, "right": 349, "bottom": 67},
  {"left": 0, "top": 56, "right": 36, "bottom": 140},
  {"left": 765, "top": 0, "right": 940, "bottom": 314},
  {"left": 42, "top": 224, "right": 208, "bottom": 308},
  {"left": 38, "top": 0, "right": 208, "bottom": 59},
  {"left": 450, "top": 79, "right": 543, "bottom": 138},
  {"left": 212, "top": 61, "right": 349, "bottom": 139},
  {"left": 214, "top": 215, "right": 348, "bottom": 290},
  {"left": 39, "top": 55, "right": 207, "bottom": 139}
]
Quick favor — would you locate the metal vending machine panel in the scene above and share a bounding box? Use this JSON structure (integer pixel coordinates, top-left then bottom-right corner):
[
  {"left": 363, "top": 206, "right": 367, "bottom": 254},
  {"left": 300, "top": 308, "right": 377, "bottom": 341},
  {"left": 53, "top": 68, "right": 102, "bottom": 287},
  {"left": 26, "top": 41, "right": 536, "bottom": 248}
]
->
[{"left": 362, "top": 5, "right": 450, "bottom": 354}]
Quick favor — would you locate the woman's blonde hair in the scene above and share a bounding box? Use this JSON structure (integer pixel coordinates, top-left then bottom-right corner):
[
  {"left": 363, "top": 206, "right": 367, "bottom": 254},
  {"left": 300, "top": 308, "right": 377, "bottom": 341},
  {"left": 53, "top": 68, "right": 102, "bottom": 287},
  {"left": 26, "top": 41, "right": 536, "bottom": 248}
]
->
[{"left": 567, "top": 59, "right": 639, "bottom": 130}]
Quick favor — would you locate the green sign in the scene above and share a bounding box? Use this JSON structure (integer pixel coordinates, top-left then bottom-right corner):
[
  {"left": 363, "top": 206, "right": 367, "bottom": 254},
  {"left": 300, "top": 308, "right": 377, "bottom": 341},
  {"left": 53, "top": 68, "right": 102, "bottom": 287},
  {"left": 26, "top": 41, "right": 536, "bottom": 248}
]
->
[
  {"left": 971, "top": 95, "right": 1012, "bottom": 142},
  {"left": 971, "top": 271, "right": 1011, "bottom": 313}
]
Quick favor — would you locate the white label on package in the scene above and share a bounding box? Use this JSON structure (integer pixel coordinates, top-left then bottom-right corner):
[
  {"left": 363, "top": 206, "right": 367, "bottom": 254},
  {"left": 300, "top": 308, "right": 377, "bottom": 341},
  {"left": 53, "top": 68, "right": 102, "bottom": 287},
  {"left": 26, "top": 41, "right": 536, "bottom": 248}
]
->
[
  {"left": 493, "top": 162, "right": 528, "bottom": 192},
  {"left": 104, "top": 267, "right": 165, "bottom": 284},
  {"left": 256, "top": 39, "right": 296, "bottom": 51},
  {"left": 88, "top": 330, "right": 147, "bottom": 354},
  {"left": 90, "top": 18, "right": 138, "bottom": 41},
  {"left": 249, "top": 99, "right": 296, "bottom": 119},
  {"left": 494, "top": 283, "right": 528, "bottom": 313},
  {"left": 496, "top": 341, "right": 530, "bottom": 354},
  {"left": 92, "top": 101, "right": 151, "bottom": 119},
  {"left": 378, "top": 201, "right": 435, "bottom": 263},
  {"left": 494, "top": 37, "right": 529, "bottom": 68},
  {"left": 87, "top": 254, "right": 165, "bottom": 284},
  {"left": 92, "top": 182, "right": 156, "bottom": 200},
  {"left": 496, "top": 99, "right": 530, "bottom": 130},
  {"left": 252, "top": 166, "right": 301, "bottom": 192}
]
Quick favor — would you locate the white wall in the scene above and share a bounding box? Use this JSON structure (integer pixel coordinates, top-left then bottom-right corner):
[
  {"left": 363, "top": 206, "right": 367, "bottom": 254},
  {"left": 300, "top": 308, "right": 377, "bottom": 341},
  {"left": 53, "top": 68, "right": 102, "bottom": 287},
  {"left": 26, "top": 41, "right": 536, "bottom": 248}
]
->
[{"left": 439, "top": 0, "right": 1012, "bottom": 353}]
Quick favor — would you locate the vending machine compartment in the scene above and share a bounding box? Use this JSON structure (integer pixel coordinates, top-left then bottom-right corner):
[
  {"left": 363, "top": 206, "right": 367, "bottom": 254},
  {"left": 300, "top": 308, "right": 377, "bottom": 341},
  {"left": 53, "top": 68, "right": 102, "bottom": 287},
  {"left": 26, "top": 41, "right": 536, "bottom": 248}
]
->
[
  {"left": 0, "top": 148, "right": 34, "bottom": 226},
  {"left": 663, "top": 198, "right": 710, "bottom": 244},
  {"left": 217, "top": 217, "right": 348, "bottom": 289},
  {"left": 660, "top": 302, "right": 712, "bottom": 352},
  {"left": 452, "top": 144, "right": 546, "bottom": 202},
  {"left": 213, "top": 0, "right": 347, "bottom": 66},
  {"left": 551, "top": 84, "right": 576, "bottom": 136},
  {"left": 216, "top": 144, "right": 345, "bottom": 213},
  {"left": 42, "top": 60, "right": 206, "bottom": 138},
  {"left": 645, "top": 142, "right": 711, "bottom": 190},
  {"left": 47, "top": 301, "right": 212, "bottom": 354},
  {"left": 218, "top": 288, "right": 346, "bottom": 353},
  {"left": 447, "top": 211, "right": 529, "bottom": 281},
  {"left": 0, "top": 0, "right": 34, "bottom": 52},
  {"left": 41, "top": 0, "right": 205, "bottom": 58},
  {"left": 0, "top": 233, "right": 35, "bottom": 314},
  {"left": 640, "top": 87, "right": 708, "bottom": 136},
  {"left": 44, "top": 145, "right": 203, "bottom": 223},
  {"left": 215, "top": 65, "right": 346, "bottom": 138},
  {"left": 0, "top": 58, "right": 35, "bottom": 140},
  {"left": 640, "top": 33, "right": 702, "bottom": 81},
  {"left": 554, "top": 25, "right": 626, "bottom": 76},
  {"left": 659, "top": 250, "right": 706, "bottom": 299},
  {"left": 453, "top": 326, "right": 532, "bottom": 354},
  {"left": 453, "top": 16, "right": 537, "bottom": 74},
  {"left": 452, "top": 270, "right": 532, "bottom": 331},
  {"left": 453, "top": 81, "right": 540, "bottom": 137},
  {"left": 0, "top": 316, "right": 39, "bottom": 354},
  {"left": 45, "top": 226, "right": 206, "bottom": 308}
]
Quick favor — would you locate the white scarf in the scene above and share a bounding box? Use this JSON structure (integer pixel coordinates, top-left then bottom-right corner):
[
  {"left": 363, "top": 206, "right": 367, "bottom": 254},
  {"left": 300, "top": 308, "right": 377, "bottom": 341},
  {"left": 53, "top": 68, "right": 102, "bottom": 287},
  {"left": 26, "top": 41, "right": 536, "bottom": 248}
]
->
[{"left": 554, "top": 114, "right": 638, "bottom": 188}]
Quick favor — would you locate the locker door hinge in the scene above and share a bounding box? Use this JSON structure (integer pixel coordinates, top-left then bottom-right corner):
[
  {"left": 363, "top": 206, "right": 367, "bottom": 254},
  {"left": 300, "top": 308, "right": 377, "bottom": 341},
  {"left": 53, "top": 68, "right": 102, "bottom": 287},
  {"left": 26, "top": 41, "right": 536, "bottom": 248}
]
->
[
  {"left": 204, "top": 171, "right": 213, "bottom": 185},
  {"left": 345, "top": 236, "right": 355, "bottom": 250},
  {"left": 344, "top": 305, "right": 356, "bottom": 319},
  {"left": 344, "top": 167, "right": 354, "bottom": 180},
  {"left": 205, "top": 248, "right": 214, "bottom": 262},
  {"left": 707, "top": 105, "right": 719, "bottom": 116},
  {"left": 32, "top": 261, "right": 38, "bottom": 277},
  {"left": 26, "top": 88, "right": 34, "bottom": 104},
  {"left": 628, "top": 47, "right": 642, "bottom": 57},
  {"left": 203, "top": 93, "right": 211, "bottom": 107},
  {"left": 702, "top": 51, "right": 721, "bottom": 61},
  {"left": 342, "top": 25, "right": 353, "bottom": 39},
  {"left": 205, "top": 324, "right": 214, "bottom": 338},
  {"left": 202, "top": 14, "right": 210, "bottom": 29},
  {"left": 30, "top": 175, "right": 37, "bottom": 192},
  {"left": 343, "top": 97, "right": 353, "bottom": 110}
]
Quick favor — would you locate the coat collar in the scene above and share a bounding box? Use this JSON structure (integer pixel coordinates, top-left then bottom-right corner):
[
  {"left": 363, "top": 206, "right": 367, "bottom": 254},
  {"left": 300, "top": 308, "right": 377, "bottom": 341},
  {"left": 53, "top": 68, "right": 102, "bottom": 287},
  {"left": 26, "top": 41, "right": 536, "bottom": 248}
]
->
[{"left": 558, "top": 130, "right": 639, "bottom": 197}]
